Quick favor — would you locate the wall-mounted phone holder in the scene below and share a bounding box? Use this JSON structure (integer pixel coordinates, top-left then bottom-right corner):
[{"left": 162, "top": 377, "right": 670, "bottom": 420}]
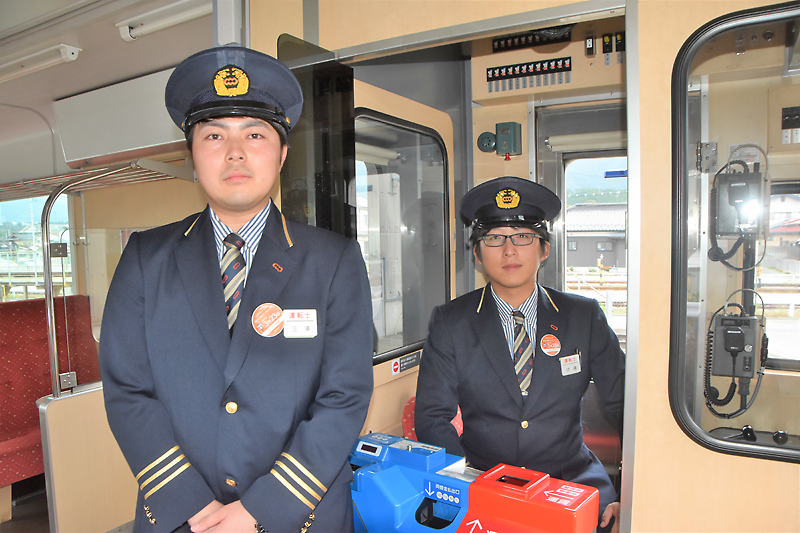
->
[
  {"left": 714, "top": 170, "right": 764, "bottom": 236},
  {"left": 477, "top": 122, "right": 522, "bottom": 158},
  {"left": 496, "top": 121, "right": 522, "bottom": 156}
]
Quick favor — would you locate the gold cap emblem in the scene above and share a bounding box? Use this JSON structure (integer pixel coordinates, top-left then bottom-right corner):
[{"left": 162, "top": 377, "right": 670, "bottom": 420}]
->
[
  {"left": 214, "top": 66, "right": 250, "bottom": 97},
  {"left": 496, "top": 188, "right": 520, "bottom": 209}
]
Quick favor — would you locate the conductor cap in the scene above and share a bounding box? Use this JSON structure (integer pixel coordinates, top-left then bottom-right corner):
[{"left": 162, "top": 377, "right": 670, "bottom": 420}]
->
[
  {"left": 165, "top": 46, "right": 303, "bottom": 137},
  {"left": 460, "top": 176, "right": 561, "bottom": 229}
]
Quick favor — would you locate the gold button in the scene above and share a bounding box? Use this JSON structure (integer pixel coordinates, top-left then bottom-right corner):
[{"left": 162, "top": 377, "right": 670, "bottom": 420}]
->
[
  {"left": 226, "top": 478, "right": 237, "bottom": 487},
  {"left": 225, "top": 401, "right": 238, "bottom": 414},
  {"left": 521, "top": 420, "right": 529, "bottom": 429}
]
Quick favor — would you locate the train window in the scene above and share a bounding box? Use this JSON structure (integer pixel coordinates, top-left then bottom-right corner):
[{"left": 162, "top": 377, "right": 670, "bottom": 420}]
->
[
  {"left": 0, "top": 195, "right": 71, "bottom": 301},
  {"left": 564, "top": 155, "right": 628, "bottom": 351},
  {"left": 353, "top": 112, "right": 449, "bottom": 358},
  {"left": 671, "top": 2, "right": 800, "bottom": 462},
  {"left": 764, "top": 184, "right": 800, "bottom": 370}
]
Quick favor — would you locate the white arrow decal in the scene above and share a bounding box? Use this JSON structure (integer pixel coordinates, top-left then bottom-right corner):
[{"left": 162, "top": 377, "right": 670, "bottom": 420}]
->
[
  {"left": 466, "top": 519, "right": 483, "bottom": 533},
  {"left": 425, "top": 481, "right": 434, "bottom": 496}
]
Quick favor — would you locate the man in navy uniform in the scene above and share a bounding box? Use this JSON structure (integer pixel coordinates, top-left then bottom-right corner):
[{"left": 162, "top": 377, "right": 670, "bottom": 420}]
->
[
  {"left": 414, "top": 176, "right": 624, "bottom": 533},
  {"left": 99, "top": 47, "right": 373, "bottom": 533}
]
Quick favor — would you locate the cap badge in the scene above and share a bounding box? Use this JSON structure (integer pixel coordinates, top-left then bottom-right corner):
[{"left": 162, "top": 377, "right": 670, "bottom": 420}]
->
[
  {"left": 495, "top": 188, "right": 521, "bottom": 209},
  {"left": 214, "top": 66, "right": 250, "bottom": 97}
]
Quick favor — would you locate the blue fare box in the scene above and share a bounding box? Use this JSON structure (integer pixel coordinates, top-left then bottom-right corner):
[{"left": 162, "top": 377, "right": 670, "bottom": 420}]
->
[{"left": 350, "top": 433, "right": 482, "bottom": 532}]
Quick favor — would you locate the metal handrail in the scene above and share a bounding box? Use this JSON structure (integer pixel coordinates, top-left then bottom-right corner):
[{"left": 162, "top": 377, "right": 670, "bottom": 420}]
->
[{"left": 41, "top": 165, "right": 130, "bottom": 398}]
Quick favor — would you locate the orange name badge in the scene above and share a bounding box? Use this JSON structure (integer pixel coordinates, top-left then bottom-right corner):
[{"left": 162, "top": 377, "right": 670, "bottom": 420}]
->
[
  {"left": 252, "top": 303, "right": 284, "bottom": 337},
  {"left": 540, "top": 334, "right": 561, "bottom": 357}
]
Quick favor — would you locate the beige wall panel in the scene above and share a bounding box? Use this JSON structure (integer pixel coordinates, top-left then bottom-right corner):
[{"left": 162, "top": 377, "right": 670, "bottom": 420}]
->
[
  {"left": 0, "top": 485, "right": 10, "bottom": 523},
  {"left": 354, "top": 79, "right": 457, "bottom": 297},
  {"left": 690, "top": 22, "right": 787, "bottom": 79},
  {"left": 362, "top": 356, "right": 420, "bottom": 437},
  {"left": 39, "top": 387, "right": 137, "bottom": 533},
  {"left": 768, "top": 83, "right": 800, "bottom": 156},
  {"left": 250, "top": 0, "right": 305, "bottom": 57},
  {"left": 318, "top": 0, "right": 577, "bottom": 51},
  {"left": 473, "top": 102, "right": 531, "bottom": 184},
  {"left": 633, "top": 1, "right": 800, "bottom": 531},
  {"left": 710, "top": 78, "right": 770, "bottom": 157},
  {"left": 471, "top": 18, "right": 625, "bottom": 105},
  {"left": 83, "top": 179, "right": 207, "bottom": 230}
]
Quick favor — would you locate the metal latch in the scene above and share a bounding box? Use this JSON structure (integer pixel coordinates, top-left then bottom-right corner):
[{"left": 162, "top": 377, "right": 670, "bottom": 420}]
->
[
  {"left": 59, "top": 372, "right": 77, "bottom": 390},
  {"left": 50, "top": 243, "right": 68, "bottom": 258},
  {"left": 697, "top": 142, "right": 718, "bottom": 174}
]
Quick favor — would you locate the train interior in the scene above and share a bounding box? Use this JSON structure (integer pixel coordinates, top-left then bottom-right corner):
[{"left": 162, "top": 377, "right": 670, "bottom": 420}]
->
[{"left": 0, "top": 1, "right": 799, "bottom": 532}]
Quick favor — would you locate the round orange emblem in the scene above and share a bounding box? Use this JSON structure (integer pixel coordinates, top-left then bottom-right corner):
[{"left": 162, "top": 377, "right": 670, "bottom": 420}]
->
[
  {"left": 540, "top": 334, "right": 561, "bottom": 356},
  {"left": 251, "top": 303, "right": 284, "bottom": 337}
]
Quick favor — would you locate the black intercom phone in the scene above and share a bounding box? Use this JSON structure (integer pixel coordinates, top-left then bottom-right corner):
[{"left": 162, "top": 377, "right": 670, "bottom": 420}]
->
[
  {"left": 703, "top": 296, "right": 768, "bottom": 418},
  {"left": 708, "top": 162, "right": 767, "bottom": 269},
  {"left": 704, "top": 146, "right": 770, "bottom": 419}
]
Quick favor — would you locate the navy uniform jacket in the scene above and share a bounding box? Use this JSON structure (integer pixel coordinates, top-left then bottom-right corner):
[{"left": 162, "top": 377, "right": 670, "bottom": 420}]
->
[
  {"left": 99, "top": 206, "right": 373, "bottom": 533},
  {"left": 415, "top": 284, "right": 624, "bottom": 515}
]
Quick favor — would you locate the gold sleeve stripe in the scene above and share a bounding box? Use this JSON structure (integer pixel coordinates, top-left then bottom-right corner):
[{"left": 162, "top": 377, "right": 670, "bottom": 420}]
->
[
  {"left": 136, "top": 446, "right": 180, "bottom": 481},
  {"left": 276, "top": 461, "right": 322, "bottom": 501},
  {"left": 281, "top": 453, "right": 326, "bottom": 491},
  {"left": 140, "top": 455, "right": 186, "bottom": 491},
  {"left": 281, "top": 213, "right": 294, "bottom": 247},
  {"left": 270, "top": 469, "right": 315, "bottom": 510},
  {"left": 144, "top": 462, "right": 191, "bottom": 500},
  {"left": 542, "top": 287, "right": 560, "bottom": 312}
]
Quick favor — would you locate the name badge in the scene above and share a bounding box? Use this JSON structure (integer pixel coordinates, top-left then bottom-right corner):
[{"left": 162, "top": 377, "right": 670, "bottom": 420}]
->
[
  {"left": 284, "top": 309, "right": 318, "bottom": 338},
  {"left": 560, "top": 351, "right": 581, "bottom": 376}
]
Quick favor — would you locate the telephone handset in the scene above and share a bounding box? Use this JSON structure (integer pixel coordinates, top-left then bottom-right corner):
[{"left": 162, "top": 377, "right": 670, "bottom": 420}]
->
[{"left": 703, "top": 295, "right": 768, "bottom": 419}]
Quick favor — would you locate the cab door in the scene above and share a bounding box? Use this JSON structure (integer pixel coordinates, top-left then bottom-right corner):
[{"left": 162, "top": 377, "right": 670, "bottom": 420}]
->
[{"left": 279, "top": 36, "right": 455, "bottom": 437}]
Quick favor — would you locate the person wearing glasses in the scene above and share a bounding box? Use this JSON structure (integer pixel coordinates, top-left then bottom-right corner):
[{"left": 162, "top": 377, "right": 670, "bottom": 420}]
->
[{"left": 414, "top": 176, "right": 624, "bottom": 533}]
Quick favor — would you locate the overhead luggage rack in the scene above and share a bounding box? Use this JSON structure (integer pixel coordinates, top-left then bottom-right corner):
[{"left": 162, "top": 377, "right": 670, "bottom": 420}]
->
[{"left": 0, "top": 158, "right": 193, "bottom": 203}]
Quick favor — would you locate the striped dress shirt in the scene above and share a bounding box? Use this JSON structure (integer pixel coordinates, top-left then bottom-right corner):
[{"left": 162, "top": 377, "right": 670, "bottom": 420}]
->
[{"left": 490, "top": 284, "right": 539, "bottom": 361}]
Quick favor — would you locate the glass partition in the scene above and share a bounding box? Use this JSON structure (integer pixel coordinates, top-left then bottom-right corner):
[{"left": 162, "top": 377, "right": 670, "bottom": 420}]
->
[
  {"left": 671, "top": 1, "right": 800, "bottom": 462},
  {"left": 353, "top": 112, "right": 449, "bottom": 358}
]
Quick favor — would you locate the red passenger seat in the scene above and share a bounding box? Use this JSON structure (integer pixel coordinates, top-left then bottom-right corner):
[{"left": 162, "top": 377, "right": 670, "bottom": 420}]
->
[
  {"left": 402, "top": 396, "right": 463, "bottom": 441},
  {"left": 0, "top": 295, "right": 99, "bottom": 490}
]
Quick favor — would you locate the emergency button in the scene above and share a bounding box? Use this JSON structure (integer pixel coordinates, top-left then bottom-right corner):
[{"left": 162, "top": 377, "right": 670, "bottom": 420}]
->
[
  {"left": 225, "top": 401, "right": 238, "bottom": 414},
  {"left": 226, "top": 478, "right": 237, "bottom": 487},
  {"left": 521, "top": 420, "right": 529, "bottom": 429}
]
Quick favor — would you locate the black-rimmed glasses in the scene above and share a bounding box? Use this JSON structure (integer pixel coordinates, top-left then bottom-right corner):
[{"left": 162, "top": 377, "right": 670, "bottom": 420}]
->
[{"left": 481, "top": 233, "right": 539, "bottom": 247}]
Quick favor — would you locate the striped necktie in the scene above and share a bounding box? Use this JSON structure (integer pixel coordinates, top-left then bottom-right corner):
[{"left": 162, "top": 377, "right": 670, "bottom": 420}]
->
[
  {"left": 221, "top": 233, "right": 246, "bottom": 330},
  {"left": 512, "top": 310, "right": 534, "bottom": 394}
]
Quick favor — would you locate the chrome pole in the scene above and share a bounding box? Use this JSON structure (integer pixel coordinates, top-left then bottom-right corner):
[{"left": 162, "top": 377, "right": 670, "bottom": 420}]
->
[{"left": 42, "top": 165, "right": 131, "bottom": 398}]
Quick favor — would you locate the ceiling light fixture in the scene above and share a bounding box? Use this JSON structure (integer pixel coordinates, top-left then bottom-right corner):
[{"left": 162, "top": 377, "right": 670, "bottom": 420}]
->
[
  {"left": 116, "top": 0, "right": 212, "bottom": 42},
  {"left": 0, "top": 44, "right": 81, "bottom": 85},
  {"left": 544, "top": 131, "right": 627, "bottom": 152}
]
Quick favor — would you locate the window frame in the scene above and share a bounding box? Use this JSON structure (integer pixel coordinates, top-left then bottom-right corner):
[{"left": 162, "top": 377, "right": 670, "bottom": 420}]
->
[
  {"left": 670, "top": 1, "right": 800, "bottom": 464},
  {"left": 354, "top": 108, "right": 451, "bottom": 365}
]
